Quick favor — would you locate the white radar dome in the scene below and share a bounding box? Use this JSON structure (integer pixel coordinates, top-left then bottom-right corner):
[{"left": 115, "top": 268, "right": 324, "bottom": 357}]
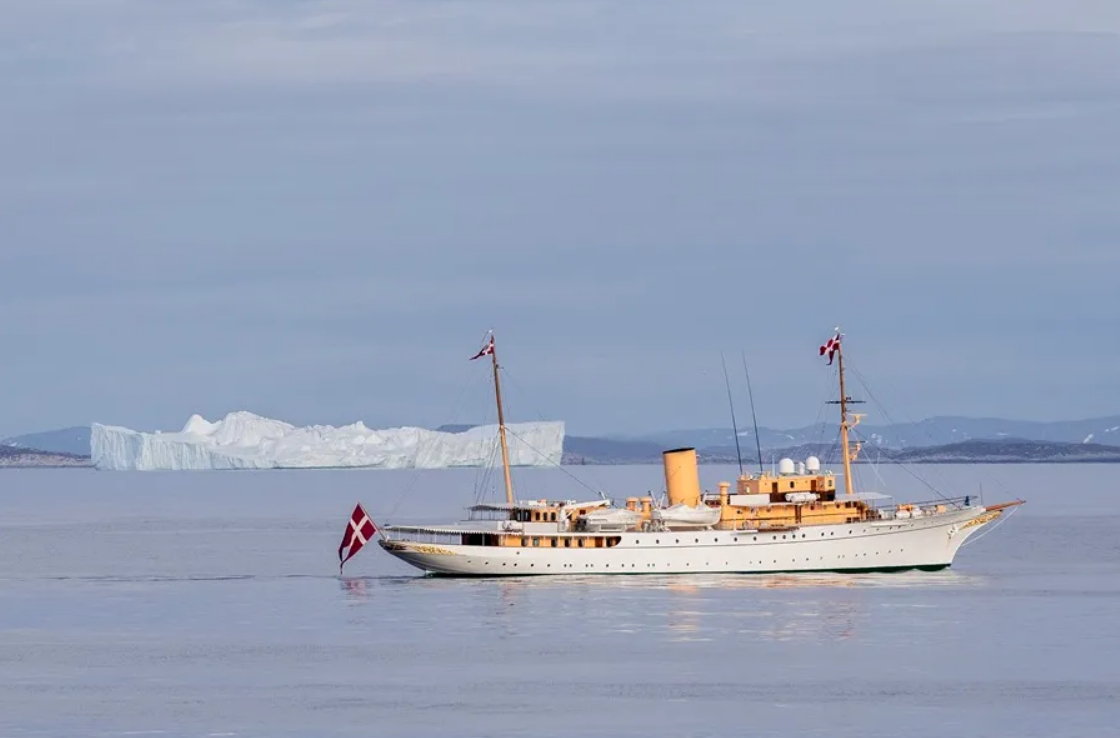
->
[
  {"left": 778, "top": 457, "right": 795, "bottom": 475},
  {"left": 805, "top": 456, "right": 821, "bottom": 472}
]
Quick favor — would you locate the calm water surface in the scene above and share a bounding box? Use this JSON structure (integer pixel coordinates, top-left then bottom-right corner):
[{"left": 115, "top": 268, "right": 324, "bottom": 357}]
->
[{"left": 1, "top": 464, "right": 1117, "bottom": 737}]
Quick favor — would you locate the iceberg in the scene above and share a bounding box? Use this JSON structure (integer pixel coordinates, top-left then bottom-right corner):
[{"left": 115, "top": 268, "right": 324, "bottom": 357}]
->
[{"left": 90, "top": 411, "right": 565, "bottom": 471}]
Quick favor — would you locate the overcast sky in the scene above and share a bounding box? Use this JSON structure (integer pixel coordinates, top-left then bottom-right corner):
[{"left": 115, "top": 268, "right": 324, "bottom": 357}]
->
[{"left": 2, "top": 0, "right": 1119, "bottom": 438}]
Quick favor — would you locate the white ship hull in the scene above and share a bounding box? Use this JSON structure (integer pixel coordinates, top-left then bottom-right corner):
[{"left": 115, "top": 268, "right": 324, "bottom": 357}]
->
[{"left": 379, "top": 506, "right": 1003, "bottom": 577}]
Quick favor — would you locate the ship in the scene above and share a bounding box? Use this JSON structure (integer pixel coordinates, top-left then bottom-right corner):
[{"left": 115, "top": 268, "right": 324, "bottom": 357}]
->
[{"left": 377, "top": 330, "right": 1023, "bottom": 576}]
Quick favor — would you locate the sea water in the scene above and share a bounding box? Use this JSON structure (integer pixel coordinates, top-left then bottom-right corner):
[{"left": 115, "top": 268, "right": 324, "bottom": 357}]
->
[{"left": 0, "top": 464, "right": 1117, "bottom": 737}]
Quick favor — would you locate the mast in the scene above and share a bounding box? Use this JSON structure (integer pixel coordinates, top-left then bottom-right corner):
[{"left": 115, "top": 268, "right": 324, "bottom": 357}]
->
[
  {"left": 741, "top": 352, "right": 765, "bottom": 475},
  {"left": 720, "top": 353, "right": 744, "bottom": 476},
  {"left": 837, "top": 343, "right": 854, "bottom": 496},
  {"left": 489, "top": 335, "right": 515, "bottom": 506},
  {"left": 823, "top": 329, "right": 863, "bottom": 496}
]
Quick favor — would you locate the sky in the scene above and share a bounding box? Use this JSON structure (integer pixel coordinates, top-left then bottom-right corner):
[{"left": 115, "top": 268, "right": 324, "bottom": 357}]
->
[{"left": 2, "top": 0, "right": 1120, "bottom": 438}]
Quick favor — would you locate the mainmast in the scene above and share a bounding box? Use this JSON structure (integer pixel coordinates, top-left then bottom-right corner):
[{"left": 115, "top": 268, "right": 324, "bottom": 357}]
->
[
  {"left": 489, "top": 336, "right": 515, "bottom": 506},
  {"left": 823, "top": 329, "right": 863, "bottom": 496},
  {"left": 471, "top": 331, "right": 515, "bottom": 505},
  {"left": 837, "top": 344, "right": 855, "bottom": 496}
]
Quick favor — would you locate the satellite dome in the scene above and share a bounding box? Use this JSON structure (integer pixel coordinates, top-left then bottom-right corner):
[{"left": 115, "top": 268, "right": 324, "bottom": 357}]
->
[
  {"left": 778, "top": 457, "right": 795, "bottom": 475},
  {"left": 805, "top": 456, "right": 821, "bottom": 472}
]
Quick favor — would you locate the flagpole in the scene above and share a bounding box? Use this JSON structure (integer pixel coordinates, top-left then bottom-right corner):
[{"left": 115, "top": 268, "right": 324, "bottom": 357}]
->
[{"left": 489, "top": 334, "right": 515, "bottom": 506}]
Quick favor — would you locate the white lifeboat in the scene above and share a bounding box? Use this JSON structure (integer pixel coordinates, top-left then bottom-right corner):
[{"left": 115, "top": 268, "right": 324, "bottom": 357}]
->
[
  {"left": 652, "top": 503, "right": 721, "bottom": 529},
  {"left": 583, "top": 508, "right": 643, "bottom": 531}
]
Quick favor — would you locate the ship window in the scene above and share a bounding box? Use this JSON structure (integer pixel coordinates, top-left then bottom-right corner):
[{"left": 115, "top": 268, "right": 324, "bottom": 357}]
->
[
  {"left": 790, "top": 482, "right": 795, "bottom": 489},
  {"left": 532, "top": 537, "right": 540, "bottom": 547},
  {"left": 564, "top": 538, "right": 571, "bottom": 547},
  {"left": 550, "top": 537, "right": 558, "bottom": 547},
  {"left": 578, "top": 539, "right": 584, "bottom": 547},
  {"left": 520, "top": 537, "right": 529, "bottom": 547},
  {"left": 550, "top": 512, "right": 557, "bottom": 522}
]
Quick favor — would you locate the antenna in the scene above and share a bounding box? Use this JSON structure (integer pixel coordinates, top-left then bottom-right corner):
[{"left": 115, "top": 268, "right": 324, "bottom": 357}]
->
[
  {"left": 741, "top": 351, "right": 765, "bottom": 474},
  {"left": 720, "top": 353, "right": 744, "bottom": 476}
]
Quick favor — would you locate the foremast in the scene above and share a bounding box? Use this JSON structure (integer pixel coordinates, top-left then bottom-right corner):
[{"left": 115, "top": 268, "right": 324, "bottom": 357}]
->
[{"left": 472, "top": 331, "right": 514, "bottom": 506}]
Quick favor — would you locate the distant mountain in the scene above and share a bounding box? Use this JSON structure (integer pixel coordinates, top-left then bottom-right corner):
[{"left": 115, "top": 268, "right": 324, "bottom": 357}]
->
[
  {"left": 888, "top": 438, "right": 1120, "bottom": 464},
  {"left": 0, "top": 445, "right": 90, "bottom": 468},
  {"left": 1, "top": 426, "right": 91, "bottom": 456},
  {"left": 565, "top": 438, "right": 1120, "bottom": 465},
  {"left": 563, "top": 436, "right": 667, "bottom": 465},
  {"left": 612, "top": 415, "right": 1120, "bottom": 450}
]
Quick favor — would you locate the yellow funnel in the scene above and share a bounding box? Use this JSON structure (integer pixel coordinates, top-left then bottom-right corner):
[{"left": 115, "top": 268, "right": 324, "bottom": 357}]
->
[{"left": 663, "top": 447, "right": 701, "bottom": 507}]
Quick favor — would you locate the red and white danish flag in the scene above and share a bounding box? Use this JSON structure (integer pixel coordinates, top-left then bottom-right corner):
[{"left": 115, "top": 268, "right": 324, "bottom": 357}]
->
[
  {"left": 470, "top": 333, "right": 495, "bottom": 361},
  {"left": 819, "top": 330, "right": 842, "bottom": 365},
  {"left": 338, "top": 502, "right": 378, "bottom": 572}
]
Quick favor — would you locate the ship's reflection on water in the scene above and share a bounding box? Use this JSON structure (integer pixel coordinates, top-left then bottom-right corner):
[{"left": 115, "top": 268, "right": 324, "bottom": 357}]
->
[{"left": 341, "top": 569, "right": 985, "bottom": 643}]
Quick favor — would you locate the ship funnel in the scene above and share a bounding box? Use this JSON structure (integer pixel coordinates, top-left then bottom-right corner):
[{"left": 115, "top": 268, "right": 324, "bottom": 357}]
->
[{"left": 663, "top": 447, "right": 701, "bottom": 508}]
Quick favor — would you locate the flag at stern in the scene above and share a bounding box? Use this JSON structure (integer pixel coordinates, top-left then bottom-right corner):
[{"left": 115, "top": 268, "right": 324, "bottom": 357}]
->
[{"left": 338, "top": 502, "right": 378, "bottom": 573}]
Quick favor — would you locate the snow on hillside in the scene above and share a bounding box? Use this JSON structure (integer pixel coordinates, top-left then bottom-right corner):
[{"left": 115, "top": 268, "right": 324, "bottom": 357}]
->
[{"left": 90, "top": 411, "right": 564, "bottom": 471}]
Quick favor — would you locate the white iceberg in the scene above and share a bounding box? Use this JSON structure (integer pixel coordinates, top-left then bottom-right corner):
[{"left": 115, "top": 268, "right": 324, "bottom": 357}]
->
[{"left": 90, "top": 411, "right": 565, "bottom": 471}]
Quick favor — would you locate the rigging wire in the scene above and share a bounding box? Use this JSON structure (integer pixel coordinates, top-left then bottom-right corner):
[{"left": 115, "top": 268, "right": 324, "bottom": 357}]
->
[
  {"left": 497, "top": 364, "right": 615, "bottom": 500},
  {"left": 721, "top": 353, "right": 745, "bottom": 476},
  {"left": 847, "top": 361, "right": 1020, "bottom": 500},
  {"left": 472, "top": 398, "right": 501, "bottom": 505},
  {"left": 502, "top": 425, "right": 611, "bottom": 501},
  {"left": 849, "top": 426, "right": 954, "bottom": 502},
  {"left": 381, "top": 367, "right": 486, "bottom": 522},
  {"left": 811, "top": 362, "right": 842, "bottom": 469},
  {"left": 740, "top": 351, "right": 765, "bottom": 475},
  {"left": 844, "top": 361, "right": 960, "bottom": 496}
]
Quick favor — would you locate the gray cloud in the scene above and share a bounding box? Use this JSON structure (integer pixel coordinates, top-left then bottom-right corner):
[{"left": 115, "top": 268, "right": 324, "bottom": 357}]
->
[{"left": 2, "top": 0, "right": 1119, "bottom": 436}]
